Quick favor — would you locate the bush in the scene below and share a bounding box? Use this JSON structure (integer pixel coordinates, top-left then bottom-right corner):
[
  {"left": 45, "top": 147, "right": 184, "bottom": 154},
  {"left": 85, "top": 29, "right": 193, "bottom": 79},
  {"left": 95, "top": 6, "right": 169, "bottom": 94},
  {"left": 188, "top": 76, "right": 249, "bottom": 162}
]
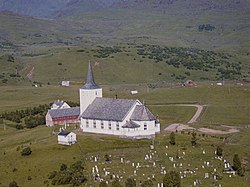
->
[
  {"left": 163, "top": 171, "right": 181, "bottom": 187},
  {"left": 111, "top": 179, "right": 123, "bottom": 187},
  {"left": 169, "top": 132, "right": 176, "bottom": 145},
  {"left": 216, "top": 146, "right": 223, "bottom": 157},
  {"left": 125, "top": 178, "right": 136, "bottom": 187},
  {"left": 191, "top": 132, "right": 197, "bottom": 146},
  {"left": 233, "top": 154, "right": 244, "bottom": 176},
  {"left": 141, "top": 179, "right": 154, "bottom": 187},
  {"left": 99, "top": 181, "right": 108, "bottom": 187},
  {"left": 9, "top": 181, "right": 18, "bottom": 187},
  {"left": 21, "top": 147, "right": 32, "bottom": 156},
  {"left": 16, "top": 124, "right": 24, "bottom": 130},
  {"left": 60, "top": 163, "right": 67, "bottom": 171},
  {"left": 105, "top": 154, "right": 110, "bottom": 161},
  {"left": 48, "top": 160, "right": 86, "bottom": 186}
]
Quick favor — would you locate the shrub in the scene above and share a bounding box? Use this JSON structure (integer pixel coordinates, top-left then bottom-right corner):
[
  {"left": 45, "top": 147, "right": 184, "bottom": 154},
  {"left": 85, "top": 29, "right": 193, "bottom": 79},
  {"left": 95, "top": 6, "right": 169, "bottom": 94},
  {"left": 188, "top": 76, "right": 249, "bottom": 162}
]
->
[
  {"left": 60, "top": 163, "right": 67, "bottom": 171},
  {"left": 21, "top": 147, "right": 32, "bottom": 156},
  {"left": 141, "top": 179, "right": 154, "bottom": 187},
  {"left": 169, "top": 132, "right": 176, "bottom": 145},
  {"left": 111, "top": 179, "right": 123, "bottom": 187},
  {"left": 9, "top": 181, "right": 18, "bottom": 187},
  {"left": 163, "top": 171, "right": 181, "bottom": 187},
  {"left": 99, "top": 181, "right": 108, "bottom": 187},
  {"left": 125, "top": 177, "right": 136, "bottom": 187},
  {"left": 216, "top": 146, "right": 223, "bottom": 157},
  {"left": 191, "top": 132, "right": 197, "bottom": 146}
]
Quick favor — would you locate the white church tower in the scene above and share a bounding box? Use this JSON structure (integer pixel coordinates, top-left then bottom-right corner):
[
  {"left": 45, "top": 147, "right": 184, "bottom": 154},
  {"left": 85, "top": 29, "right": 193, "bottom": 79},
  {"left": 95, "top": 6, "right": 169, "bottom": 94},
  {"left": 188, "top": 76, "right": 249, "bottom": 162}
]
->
[{"left": 79, "top": 62, "right": 102, "bottom": 114}]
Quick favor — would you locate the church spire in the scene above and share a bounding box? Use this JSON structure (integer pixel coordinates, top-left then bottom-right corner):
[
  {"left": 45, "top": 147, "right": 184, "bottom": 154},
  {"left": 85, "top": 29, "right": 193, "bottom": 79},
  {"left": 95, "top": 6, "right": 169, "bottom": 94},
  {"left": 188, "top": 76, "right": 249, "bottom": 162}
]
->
[{"left": 81, "top": 61, "right": 100, "bottom": 89}]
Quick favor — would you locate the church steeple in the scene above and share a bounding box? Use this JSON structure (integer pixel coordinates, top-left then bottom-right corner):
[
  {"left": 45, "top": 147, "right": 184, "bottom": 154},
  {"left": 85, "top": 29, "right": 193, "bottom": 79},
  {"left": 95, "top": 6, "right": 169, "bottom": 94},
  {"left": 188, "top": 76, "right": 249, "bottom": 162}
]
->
[
  {"left": 81, "top": 61, "right": 100, "bottom": 89},
  {"left": 79, "top": 61, "right": 102, "bottom": 114}
]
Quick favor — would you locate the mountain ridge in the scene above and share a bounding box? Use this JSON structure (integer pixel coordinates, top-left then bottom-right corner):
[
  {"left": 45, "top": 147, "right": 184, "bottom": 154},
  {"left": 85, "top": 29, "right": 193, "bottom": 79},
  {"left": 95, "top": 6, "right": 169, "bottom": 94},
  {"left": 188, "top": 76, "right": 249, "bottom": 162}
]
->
[{"left": 0, "top": 0, "right": 249, "bottom": 18}]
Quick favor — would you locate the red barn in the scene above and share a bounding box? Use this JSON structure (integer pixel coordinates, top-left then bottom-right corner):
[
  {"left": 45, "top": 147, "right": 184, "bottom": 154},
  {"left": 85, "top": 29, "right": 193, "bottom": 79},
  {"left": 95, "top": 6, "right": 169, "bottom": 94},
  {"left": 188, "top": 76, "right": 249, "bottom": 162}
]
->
[{"left": 46, "top": 107, "right": 80, "bottom": 126}]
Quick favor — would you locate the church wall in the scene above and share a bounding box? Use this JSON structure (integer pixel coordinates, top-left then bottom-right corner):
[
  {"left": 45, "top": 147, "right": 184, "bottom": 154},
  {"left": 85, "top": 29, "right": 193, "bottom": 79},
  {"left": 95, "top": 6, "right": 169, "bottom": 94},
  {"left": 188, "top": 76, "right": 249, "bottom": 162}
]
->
[
  {"left": 79, "top": 88, "right": 102, "bottom": 114},
  {"left": 80, "top": 118, "right": 159, "bottom": 137}
]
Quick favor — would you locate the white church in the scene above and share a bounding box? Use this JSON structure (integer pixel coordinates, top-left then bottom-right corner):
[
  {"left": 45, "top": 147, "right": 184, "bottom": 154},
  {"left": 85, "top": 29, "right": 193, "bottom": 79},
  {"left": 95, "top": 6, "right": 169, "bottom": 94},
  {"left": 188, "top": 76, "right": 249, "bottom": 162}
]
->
[{"left": 79, "top": 62, "right": 160, "bottom": 138}]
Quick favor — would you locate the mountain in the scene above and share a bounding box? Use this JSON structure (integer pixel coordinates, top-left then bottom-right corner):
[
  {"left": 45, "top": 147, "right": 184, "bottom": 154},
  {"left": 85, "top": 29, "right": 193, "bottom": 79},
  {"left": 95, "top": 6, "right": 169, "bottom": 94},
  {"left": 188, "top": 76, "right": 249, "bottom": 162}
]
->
[
  {"left": 0, "top": 0, "right": 249, "bottom": 18},
  {"left": 0, "top": 0, "right": 71, "bottom": 18}
]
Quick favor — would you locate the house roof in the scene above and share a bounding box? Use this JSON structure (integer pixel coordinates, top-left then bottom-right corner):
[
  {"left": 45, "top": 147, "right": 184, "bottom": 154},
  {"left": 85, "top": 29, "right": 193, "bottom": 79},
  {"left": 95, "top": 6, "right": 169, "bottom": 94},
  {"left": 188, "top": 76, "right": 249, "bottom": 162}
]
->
[
  {"left": 130, "top": 105, "right": 155, "bottom": 121},
  {"left": 81, "top": 97, "right": 137, "bottom": 121},
  {"left": 58, "top": 131, "right": 71, "bottom": 136},
  {"left": 81, "top": 62, "right": 100, "bottom": 89},
  {"left": 122, "top": 120, "right": 140, "bottom": 128},
  {"left": 48, "top": 107, "right": 80, "bottom": 119},
  {"left": 52, "top": 100, "right": 64, "bottom": 108}
]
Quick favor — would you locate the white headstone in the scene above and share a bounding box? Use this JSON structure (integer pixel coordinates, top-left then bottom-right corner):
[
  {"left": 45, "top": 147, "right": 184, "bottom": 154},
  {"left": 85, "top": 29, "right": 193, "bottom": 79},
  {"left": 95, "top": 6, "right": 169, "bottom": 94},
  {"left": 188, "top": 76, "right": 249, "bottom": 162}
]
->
[{"left": 205, "top": 173, "right": 209, "bottom": 178}]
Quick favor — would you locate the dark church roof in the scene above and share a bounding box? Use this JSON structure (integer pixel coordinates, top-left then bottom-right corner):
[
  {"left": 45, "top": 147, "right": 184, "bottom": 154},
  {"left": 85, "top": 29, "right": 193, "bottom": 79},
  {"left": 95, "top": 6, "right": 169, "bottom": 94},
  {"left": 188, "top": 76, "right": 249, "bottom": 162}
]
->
[
  {"left": 81, "top": 62, "right": 100, "bottom": 89},
  {"left": 48, "top": 107, "right": 80, "bottom": 119},
  {"left": 81, "top": 98, "right": 138, "bottom": 121},
  {"left": 130, "top": 105, "right": 155, "bottom": 121}
]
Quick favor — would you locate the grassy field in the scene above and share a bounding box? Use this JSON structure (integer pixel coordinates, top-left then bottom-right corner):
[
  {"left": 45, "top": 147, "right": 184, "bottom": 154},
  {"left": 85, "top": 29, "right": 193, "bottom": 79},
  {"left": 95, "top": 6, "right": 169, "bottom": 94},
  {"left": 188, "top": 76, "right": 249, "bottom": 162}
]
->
[
  {"left": 0, "top": 84, "right": 249, "bottom": 186},
  {"left": 1, "top": 44, "right": 250, "bottom": 87}
]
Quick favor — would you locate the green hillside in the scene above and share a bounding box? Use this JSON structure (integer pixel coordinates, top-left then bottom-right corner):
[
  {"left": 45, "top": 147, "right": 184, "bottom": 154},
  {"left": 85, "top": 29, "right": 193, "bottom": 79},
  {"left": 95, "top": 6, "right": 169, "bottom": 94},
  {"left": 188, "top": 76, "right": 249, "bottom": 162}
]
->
[{"left": 0, "top": 3, "right": 249, "bottom": 86}]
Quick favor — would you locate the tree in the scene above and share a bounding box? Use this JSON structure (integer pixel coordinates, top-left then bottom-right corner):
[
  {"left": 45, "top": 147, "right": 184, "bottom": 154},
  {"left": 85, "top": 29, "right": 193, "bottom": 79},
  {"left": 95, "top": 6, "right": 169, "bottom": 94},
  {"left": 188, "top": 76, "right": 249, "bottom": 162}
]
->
[
  {"left": 233, "top": 154, "right": 244, "bottom": 176},
  {"left": 216, "top": 146, "right": 223, "bottom": 157},
  {"left": 125, "top": 178, "right": 136, "bottom": 187},
  {"left": 191, "top": 132, "right": 197, "bottom": 146},
  {"left": 169, "top": 132, "right": 176, "bottom": 145},
  {"left": 99, "top": 181, "right": 108, "bottom": 187},
  {"left": 163, "top": 171, "right": 181, "bottom": 187},
  {"left": 111, "top": 179, "right": 123, "bottom": 187},
  {"left": 141, "top": 179, "right": 153, "bottom": 187},
  {"left": 9, "top": 181, "right": 18, "bottom": 187},
  {"left": 21, "top": 147, "right": 32, "bottom": 156}
]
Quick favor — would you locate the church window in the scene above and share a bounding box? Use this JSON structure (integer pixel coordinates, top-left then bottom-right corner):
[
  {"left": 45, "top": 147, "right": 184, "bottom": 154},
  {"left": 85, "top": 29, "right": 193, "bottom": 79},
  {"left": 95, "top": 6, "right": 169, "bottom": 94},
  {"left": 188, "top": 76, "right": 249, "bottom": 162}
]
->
[
  {"left": 93, "top": 120, "right": 96, "bottom": 128},
  {"left": 116, "top": 122, "right": 119, "bottom": 131},
  {"left": 96, "top": 91, "right": 97, "bottom": 95},
  {"left": 86, "top": 119, "right": 89, "bottom": 128},
  {"left": 108, "top": 121, "right": 112, "bottom": 130},
  {"left": 101, "top": 120, "right": 104, "bottom": 129},
  {"left": 144, "top": 123, "right": 147, "bottom": 130}
]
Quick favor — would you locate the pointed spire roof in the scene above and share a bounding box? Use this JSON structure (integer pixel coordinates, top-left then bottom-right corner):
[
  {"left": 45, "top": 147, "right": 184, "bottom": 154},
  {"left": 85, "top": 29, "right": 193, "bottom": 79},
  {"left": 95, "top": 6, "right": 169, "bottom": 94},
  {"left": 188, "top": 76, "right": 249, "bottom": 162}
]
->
[{"left": 81, "top": 61, "right": 100, "bottom": 89}]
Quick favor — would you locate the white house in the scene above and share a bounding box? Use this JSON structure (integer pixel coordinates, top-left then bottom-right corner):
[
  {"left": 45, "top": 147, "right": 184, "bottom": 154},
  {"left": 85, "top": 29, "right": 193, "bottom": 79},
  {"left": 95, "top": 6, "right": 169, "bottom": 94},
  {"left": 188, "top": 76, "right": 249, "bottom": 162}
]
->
[
  {"left": 79, "top": 62, "right": 160, "bottom": 138},
  {"left": 51, "top": 100, "right": 70, "bottom": 110},
  {"left": 62, "top": 81, "right": 70, "bottom": 87},
  {"left": 58, "top": 131, "right": 77, "bottom": 145}
]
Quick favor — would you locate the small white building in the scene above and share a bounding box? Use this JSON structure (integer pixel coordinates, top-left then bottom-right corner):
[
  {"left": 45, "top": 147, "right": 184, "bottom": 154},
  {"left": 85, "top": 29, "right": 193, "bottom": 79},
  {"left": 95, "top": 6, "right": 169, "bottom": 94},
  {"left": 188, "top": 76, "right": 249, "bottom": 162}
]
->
[
  {"left": 62, "top": 81, "right": 70, "bottom": 87},
  {"left": 58, "top": 131, "right": 77, "bottom": 145}
]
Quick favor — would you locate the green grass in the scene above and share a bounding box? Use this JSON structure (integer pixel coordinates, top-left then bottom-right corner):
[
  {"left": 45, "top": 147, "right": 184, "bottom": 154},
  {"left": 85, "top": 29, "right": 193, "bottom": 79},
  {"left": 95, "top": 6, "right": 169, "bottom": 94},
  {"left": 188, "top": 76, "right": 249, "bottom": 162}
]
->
[{"left": 0, "top": 126, "right": 249, "bottom": 187}]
